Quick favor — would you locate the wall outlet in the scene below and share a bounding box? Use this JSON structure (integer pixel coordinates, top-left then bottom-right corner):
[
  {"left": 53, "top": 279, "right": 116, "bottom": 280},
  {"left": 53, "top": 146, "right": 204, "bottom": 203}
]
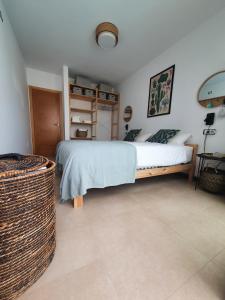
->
[{"left": 203, "top": 129, "right": 216, "bottom": 135}]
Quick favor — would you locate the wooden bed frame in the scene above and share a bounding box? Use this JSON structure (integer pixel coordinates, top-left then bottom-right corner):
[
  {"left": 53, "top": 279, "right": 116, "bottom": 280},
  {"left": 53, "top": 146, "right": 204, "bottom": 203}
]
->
[{"left": 72, "top": 144, "right": 198, "bottom": 208}]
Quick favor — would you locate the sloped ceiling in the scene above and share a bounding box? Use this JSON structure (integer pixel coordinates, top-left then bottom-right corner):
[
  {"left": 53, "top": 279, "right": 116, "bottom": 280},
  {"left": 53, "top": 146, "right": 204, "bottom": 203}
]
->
[{"left": 3, "top": 0, "right": 225, "bottom": 84}]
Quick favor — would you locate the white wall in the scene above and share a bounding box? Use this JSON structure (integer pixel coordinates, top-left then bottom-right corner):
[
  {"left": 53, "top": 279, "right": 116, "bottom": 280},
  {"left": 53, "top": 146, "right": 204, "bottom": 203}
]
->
[
  {"left": 26, "top": 67, "right": 63, "bottom": 91},
  {"left": 0, "top": 1, "right": 31, "bottom": 154},
  {"left": 119, "top": 8, "right": 225, "bottom": 153}
]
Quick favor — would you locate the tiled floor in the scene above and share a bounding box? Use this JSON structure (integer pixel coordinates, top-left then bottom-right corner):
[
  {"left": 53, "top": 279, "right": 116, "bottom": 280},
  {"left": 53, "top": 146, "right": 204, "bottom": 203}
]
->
[{"left": 19, "top": 175, "right": 225, "bottom": 300}]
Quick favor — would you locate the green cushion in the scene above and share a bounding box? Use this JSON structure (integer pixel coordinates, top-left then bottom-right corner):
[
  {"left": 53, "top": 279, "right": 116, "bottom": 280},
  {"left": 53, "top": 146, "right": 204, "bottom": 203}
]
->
[
  {"left": 124, "top": 129, "right": 142, "bottom": 142},
  {"left": 146, "top": 129, "right": 179, "bottom": 144}
]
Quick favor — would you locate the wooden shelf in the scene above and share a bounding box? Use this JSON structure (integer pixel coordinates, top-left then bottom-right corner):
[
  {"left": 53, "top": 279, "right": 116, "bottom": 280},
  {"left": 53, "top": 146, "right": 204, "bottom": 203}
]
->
[
  {"left": 70, "top": 93, "right": 96, "bottom": 102},
  {"left": 71, "top": 121, "right": 96, "bottom": 126},
  {"left": 70, "top": 83, "right": 96, "bottom": 92},
  {"left": 70, "top": 137, "right": 92, "bottom": 140},
  {"left": 97, "top": 99, "right": 117, "bottom": 105},
  {"left": 70, "top": 108, "right": 95, "bottom": 114},
  {"left": 98, "top": 89, "right": 119, "bottom": 96}
]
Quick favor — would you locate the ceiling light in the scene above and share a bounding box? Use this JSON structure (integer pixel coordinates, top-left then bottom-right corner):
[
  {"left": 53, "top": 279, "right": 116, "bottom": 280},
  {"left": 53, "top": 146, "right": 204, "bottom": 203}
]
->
[{"left": 96, "top": 22, "right": 118, "bottom": 49}]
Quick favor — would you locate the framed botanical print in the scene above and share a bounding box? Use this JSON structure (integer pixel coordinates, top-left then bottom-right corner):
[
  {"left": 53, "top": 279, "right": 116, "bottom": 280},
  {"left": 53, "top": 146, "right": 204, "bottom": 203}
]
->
[{"left": 147, "top": 65, "right": 175, "bottom": 118}]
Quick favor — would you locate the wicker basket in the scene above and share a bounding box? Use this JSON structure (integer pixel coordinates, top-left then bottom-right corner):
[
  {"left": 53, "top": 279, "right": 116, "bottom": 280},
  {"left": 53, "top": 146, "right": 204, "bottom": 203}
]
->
[
  {"left": 200, "top": 167, "right": 225, "bottom": 194},
  {"left": 0, "top": 154, "right": 56, "bottom": 300},
  {"left": 76, "top": 129, "right": 88, "bottom": 138}
]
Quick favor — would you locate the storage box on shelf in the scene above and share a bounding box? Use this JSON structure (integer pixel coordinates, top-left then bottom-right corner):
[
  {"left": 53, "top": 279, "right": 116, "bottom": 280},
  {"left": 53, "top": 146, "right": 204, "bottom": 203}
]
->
[{"left": 97, "top": 89, "right": 119, "bottom": 104}]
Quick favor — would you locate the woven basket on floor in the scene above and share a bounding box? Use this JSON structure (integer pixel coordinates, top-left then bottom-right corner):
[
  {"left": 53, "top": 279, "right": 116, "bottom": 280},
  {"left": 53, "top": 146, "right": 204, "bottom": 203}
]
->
[
  {"left": 0, "top": 154, "right": 56, "bottom": 300},
  {"left": 200, "top": 167, "right": 225, "bottom": 194}
]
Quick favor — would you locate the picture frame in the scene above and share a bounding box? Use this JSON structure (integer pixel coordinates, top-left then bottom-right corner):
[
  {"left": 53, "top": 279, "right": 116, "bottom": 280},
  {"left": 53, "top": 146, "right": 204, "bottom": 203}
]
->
[{"left": 147, "top": 65, "right": 175, "bottom": 118}]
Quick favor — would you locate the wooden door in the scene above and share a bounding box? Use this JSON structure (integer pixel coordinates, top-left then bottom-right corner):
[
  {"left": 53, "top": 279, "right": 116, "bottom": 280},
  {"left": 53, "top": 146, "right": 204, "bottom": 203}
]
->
[{"left": 30, "top": 87, "right": 62, "bottom": 157}]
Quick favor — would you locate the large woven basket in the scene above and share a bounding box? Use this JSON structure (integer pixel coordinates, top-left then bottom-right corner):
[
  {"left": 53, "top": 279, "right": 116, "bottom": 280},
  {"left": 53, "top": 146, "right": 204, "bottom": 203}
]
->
[
  {"left": 0, "top": 154, "right": 56, "bottom": 300},
  {"left": 200, "top": 167, "right": 225, "bottom": 194}
]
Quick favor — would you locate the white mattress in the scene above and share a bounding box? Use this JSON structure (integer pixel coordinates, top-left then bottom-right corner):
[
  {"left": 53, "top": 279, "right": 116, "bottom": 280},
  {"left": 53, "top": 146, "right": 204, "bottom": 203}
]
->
[{"left": 128, "top": 142, "right": 193, "bottom": 169}]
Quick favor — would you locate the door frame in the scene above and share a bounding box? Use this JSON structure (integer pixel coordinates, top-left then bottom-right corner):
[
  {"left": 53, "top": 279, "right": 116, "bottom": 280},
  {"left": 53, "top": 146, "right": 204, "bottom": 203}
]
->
[{"left": 28, "top": 85, "right": 64, "bottom": 154}]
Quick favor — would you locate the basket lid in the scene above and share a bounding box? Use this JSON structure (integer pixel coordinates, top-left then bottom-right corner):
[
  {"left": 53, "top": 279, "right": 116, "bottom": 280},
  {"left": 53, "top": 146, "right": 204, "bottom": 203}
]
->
[{"left": 0, "top": 153, "right": 49, "bottom": 179}]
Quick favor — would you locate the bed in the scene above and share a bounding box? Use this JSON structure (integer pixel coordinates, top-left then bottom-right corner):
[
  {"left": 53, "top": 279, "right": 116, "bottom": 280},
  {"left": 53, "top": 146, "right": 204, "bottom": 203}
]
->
[{"left": 56, "top": 141, "right": 198, "bottom": 208}]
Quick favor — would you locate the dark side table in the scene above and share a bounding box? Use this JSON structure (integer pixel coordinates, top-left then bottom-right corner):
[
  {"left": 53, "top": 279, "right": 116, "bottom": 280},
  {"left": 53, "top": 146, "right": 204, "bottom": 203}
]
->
[{"left": 195, "top": 153, "right": 225, "bottom": 190}]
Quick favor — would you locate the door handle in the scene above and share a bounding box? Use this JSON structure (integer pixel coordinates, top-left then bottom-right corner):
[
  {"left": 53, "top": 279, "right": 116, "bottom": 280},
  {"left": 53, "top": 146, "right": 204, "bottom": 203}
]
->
[{"left": 53, "top": 123, "right": 60, "bottom": 127}]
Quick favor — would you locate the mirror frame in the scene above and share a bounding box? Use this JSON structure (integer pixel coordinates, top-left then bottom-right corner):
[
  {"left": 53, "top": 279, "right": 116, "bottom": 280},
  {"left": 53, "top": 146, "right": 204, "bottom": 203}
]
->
[
  {"left": 123, "top": 105, "right": 133, "bottom": 122},
  {"left": 197, "top": 70, "right": 225, "bottom": 108}
]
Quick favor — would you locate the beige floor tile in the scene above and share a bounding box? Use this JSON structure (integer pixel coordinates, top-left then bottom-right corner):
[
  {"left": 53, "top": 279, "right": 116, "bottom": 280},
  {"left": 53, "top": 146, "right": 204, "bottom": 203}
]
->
[
  {"left": 102, "top": 238, "right": 207, "bottom": 300},
  {"left": 201, "top": 196, "right": 225, "bottom": 226},
  {"left": 168, "top": 261, "right": 225, "bottom": 300},
  {"left": 98, "top": 212, "right": 207, "bottom": 300},
  {"left": 90, "top": 207, "right": 155, "bottom": 257},
  {"left": 213, "top": 248, "right": 225, "bottom": 271},
  {"left": 19, "top": 261, "right": 118, "bottom": 300},
  {"left": 30, "top": 222, "right": 101, "bottom": 290},
  {"left": 166, "top": 210, "right": 225, "bottom": 259}
]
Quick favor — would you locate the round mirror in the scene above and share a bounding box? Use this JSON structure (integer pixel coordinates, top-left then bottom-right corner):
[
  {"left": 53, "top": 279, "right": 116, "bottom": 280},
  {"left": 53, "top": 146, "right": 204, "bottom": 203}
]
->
[
  {"left": 123, "top": 106, "right": 132, "bottom": 122},
  {"left": 198, "top": 71, "right": 225, "bottom": 108}
]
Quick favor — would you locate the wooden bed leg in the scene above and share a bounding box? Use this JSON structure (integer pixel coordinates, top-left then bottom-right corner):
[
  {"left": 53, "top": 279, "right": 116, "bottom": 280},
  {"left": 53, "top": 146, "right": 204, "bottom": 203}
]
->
[
  {"left": 188, "top": 167, "right": 194, "bottom": 183},
  {"left": 73, "top": 196, "right": 84, "bottom": 208},
  {"left": 186, "top": 144, "right": 198, "bottom": 183}
]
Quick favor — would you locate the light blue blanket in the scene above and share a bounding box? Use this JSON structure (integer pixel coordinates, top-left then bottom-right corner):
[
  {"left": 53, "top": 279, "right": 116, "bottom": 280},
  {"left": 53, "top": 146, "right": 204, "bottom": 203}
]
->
[{"left": 56, "top": 141, "right": 137, "bottom": 201}]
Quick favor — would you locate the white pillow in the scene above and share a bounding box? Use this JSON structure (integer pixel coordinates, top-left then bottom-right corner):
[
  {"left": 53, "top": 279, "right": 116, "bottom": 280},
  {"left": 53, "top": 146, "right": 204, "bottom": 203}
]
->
[
  {"left": 135, "top": 132, "right": 153, "bottom": 142},
  {"left": 168, "top": 132, "right": 192, "bottom": 145}
]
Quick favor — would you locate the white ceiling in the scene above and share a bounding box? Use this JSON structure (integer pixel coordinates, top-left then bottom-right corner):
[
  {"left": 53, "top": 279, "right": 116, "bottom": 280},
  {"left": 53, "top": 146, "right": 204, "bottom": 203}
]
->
[{"left": 3, "top": 0, "right": 225, "bottom": 84}]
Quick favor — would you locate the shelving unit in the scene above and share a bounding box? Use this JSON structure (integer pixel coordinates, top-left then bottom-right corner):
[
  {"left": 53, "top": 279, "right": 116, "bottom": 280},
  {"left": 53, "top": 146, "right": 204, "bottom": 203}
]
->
[{"left": 69, "top": 83, "right": 119, "bottom": 140}]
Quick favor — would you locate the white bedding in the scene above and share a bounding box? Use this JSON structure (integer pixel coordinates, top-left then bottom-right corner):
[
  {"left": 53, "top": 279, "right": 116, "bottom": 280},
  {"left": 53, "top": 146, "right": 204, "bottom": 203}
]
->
[{"left": 128, "top": 142, "right": 193, "bottom": 169}]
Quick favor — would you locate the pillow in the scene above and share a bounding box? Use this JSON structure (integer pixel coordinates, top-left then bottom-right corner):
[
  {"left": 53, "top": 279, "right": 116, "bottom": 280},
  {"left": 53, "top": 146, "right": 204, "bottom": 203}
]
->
[
  {"left": 146, "top": 129, "right": 180, "bottom": 144},
  {"left": 168, "top": 132, "right": 192, "bottom": 145},
  {"left": 135, "top": 132, "right": 153, "bottom": 142},
  {"left": 124, "top": 129, "right": 142, "bottom": 142}
]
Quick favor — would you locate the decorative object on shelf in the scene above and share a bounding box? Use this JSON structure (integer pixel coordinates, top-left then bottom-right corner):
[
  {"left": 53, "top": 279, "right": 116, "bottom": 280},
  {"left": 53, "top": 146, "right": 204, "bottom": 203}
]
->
[
  {"left": 147, "top": 65, "right": 175, "bottom": 118},
  {"left": 96, "top": 22, "right": 118, "bottom": 49},
  {"left": 71, "top": 115, "right": 81, "bottom": 123},
  {"left": 76, "top": 129, "right": 88, "bottom": 138},
  {"left": 0, "top": 154, "right": 56, "bottom": 300},
  {"left": 198, "top": 71, "right": 225, "bottom": 108},
  {"left": 123, "top": 106, "right": 133, "bottom": 122}
]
